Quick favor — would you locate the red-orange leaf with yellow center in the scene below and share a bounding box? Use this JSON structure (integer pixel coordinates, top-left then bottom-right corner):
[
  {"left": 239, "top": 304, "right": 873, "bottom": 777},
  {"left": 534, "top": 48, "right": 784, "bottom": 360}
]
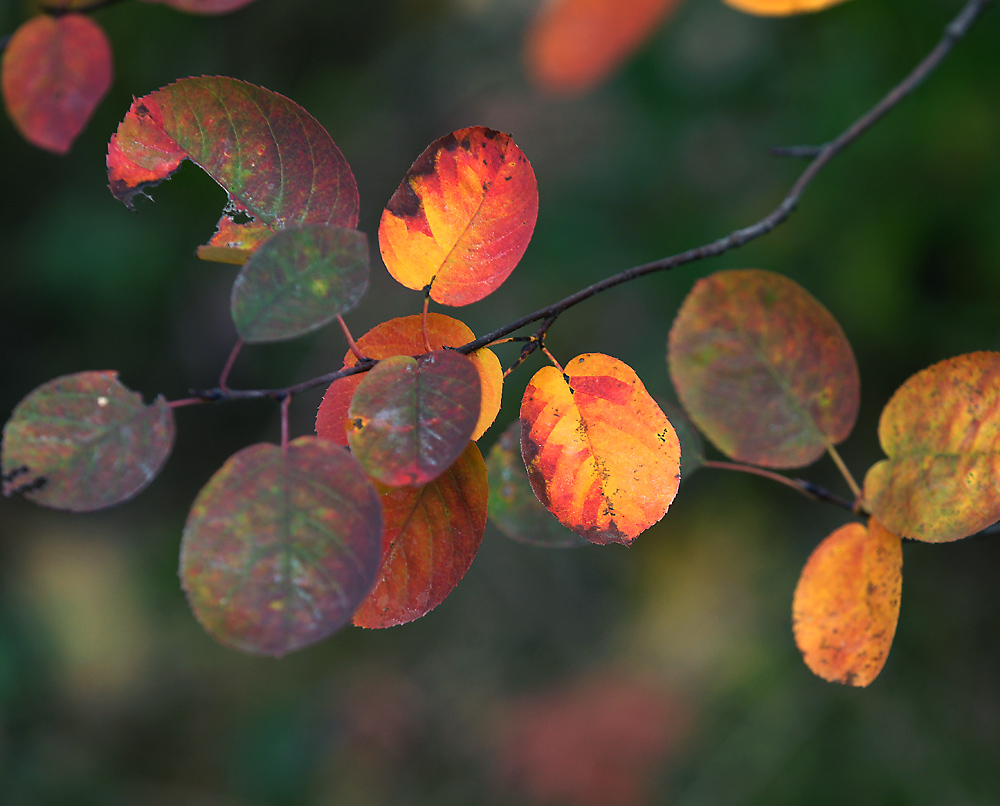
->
[
  {"left": 354, "top": 442, "right": 488, "bottom": 629},
  {"left": 668, "top": 269, "right": 859, "bottom": 469},
  {"left": 524, "top": 0, "right": 682, "bottom": 95},
  {"left": 180, "top": 437, "right": 383, "bottom": 656},
  {"left": 1, "top": 14, "right": 112, "bottom": 154},
  {"left": 107, "top": 76, "right": 358, "bottom": 263},
  {"left": 520, "top": 353, "right": 680, "bottom": 545},
  {"left": 863, "top": 352, "right": 1000, "bottom": 543},
  {"left": 792, "top": 518, "right": 902, "bottom": 687},
  {"left": 347, "top": 351, "right": 481, "bottom": 487},
  {"left": 379, "top": 127, "right": 538, "bottom": 306},
  {"left": 723, "top": 0, "right": 849, "bottom": 17},
  {"left": 316, "top": 313, "right": 502, "bottom": 444}
]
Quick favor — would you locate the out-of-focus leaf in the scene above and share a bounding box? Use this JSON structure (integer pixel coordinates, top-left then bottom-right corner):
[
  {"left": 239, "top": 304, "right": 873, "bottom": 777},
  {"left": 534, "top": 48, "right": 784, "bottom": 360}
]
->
[
  {"left": 379, "top": 127, "right": 538, "bottom": 306},
  {"left": 1, "top": 14, "right": 112, "bottom": 154},
  {"left": 521, "top": 353, "right": 680, "bottom": 546},
  {"left": 354, "top": 442, "right": 488, "bottom": 628},
  {"left": 140, "top": 0, "right": 258, "bottom": 13},
  {"left": 230, "top": 225, "right": 368, "bottom": 343},
  {"left": 316, "top": 313, "right": 502, "bottom": 443},
  {"left": 487, "top": 419, "right": 588, "bottom": 548},
  {"left": 863, "top": 352, "right": 1000, "bottom": 543},
  {"left": 668, "top": 269, "right": 859, "bottom": 469},
  {"left": 1, "top": 371, "right": 174, "bottom": 512},
  {"left": 524, "top": 0, "right": 681, "bottom": 95},
  {"left": 723, "top": 0, "right": 850, "bottom": 17},
  {"left": 792, "top": 518, "right": 902, "bottom": 687},
  {"left": 347, "top": 351, "right": 481, "bottom": 487},
  {"left": 180, "top": 437, "right": 383, "bottom": 656},
  {"left": 107, "top": 76, "right": 358, "bottom": 263}
]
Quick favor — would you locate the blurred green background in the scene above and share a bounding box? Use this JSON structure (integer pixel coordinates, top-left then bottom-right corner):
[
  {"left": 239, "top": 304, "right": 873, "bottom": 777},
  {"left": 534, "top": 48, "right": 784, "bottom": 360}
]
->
[{"left": 2, "top": 0, "right": 999, "bottom": 803}]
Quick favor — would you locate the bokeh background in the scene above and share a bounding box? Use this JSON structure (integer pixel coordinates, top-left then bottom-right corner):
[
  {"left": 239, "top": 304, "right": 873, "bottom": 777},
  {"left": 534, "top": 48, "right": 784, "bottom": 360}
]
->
[{"left": 2, "top": 0, "right": 1000, "bottom": 803}]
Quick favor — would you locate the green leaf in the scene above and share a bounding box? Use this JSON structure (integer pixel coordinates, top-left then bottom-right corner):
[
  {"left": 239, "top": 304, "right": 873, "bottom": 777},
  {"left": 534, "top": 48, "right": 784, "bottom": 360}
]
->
[
  {"left": 668, "top": 269, "right": 859, "bottom": 469},
  {"left": 180, "top": 437, "right": 383, "bottom": 656},
  {"left": 231, "top": 224, "right": 369, "bottom": 343},
  {"left": 486, "top": 420, "right": 588, "bottom": 548},
  {"left": 1, "top": 371, "right": 174, "bottom": 512},
  {"left": 347, "top": 351, "right": 481, "bottom": 487}
]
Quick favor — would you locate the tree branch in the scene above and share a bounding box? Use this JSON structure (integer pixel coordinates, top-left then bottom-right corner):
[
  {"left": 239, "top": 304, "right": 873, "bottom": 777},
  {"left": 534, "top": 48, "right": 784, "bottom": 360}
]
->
[{"left": 191, "top": 0, "right": 993, "bottom": 404}]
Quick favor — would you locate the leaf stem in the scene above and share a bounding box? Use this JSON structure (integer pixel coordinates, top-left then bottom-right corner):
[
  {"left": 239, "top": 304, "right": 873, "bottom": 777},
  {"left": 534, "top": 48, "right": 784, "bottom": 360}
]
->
[
  {"left": 825, "top": 442, "right": 862, "bottom": 501},
  {"left": 702, "top": 460, "right": 856, "bottom": 512},
  {"left": 421, "top": 295, "right": 432, "bottom": 353},
  {"left": 218, "top": 338, "right": 244, "bottom": 392},
  {"left": 337, "top": 315, "right": 366, "bottom": 362}
]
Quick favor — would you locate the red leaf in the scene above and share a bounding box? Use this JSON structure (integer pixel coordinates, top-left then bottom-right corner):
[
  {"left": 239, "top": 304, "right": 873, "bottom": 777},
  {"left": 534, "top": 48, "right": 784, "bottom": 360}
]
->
[
  {"left": 525, "top": 0, "right": 681, "bottom": 95},
  {"left": 180, "top": 437, "right": 383, "bottom": 656},
  {"left": 354, "top": 442, "right": 488, "bottom": 628},
  {"left": 1, "top": 371, "right": 174, "bottom": 512},
  {"left": 379, "top": 127, "right": 538, "bottom": 306},
  {"left": 316, "top": 313, "right": 503, "bottom": 445},
  {"left": 347, "top": 351, "right": 481, "bottom": 487},
  {"left": 1, "top": 14, "right": 112, "bottom": 154},
  {"left": 140, "top": 0, "right": 258, "bottom": 13},
  {"left": 107, "top": 76, "right": 358, "bottom": 261}
]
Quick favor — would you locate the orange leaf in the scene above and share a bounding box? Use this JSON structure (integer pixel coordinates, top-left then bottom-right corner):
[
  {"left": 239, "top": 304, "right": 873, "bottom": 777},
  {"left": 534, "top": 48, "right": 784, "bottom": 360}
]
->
[
  {"left": 668, "top": 269, "right": 859, "bottom": 469},
  {"left": 722, "top": 0, "right": 850, "bottom": 17},
  {"left": 1, "top": 14, "right": 112, "bottom": 154},
  {"left": 354, "top": 442, "right": 488, "bottom": 629},
  {"left": 792, "top": 518, "right": 902, "bottom": 687},
  {"left": 379, "top": 127, "right": 538, "bottom": 306},
  {"left": 315, "top": 313, "right": 502, "bottom": 444},
  {"left": 520, "top": 353, "right": 680, "bottom": 545},
  {"left": 525, "top": 0, "right": 681, "bottom": 95},
  {"left": 863, "top": 352, "right": 1000, "bottom": 543}
]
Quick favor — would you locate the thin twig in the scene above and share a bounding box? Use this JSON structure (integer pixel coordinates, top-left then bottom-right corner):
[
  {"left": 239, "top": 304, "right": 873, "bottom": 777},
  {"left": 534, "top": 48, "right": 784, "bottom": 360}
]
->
[{"left": 702, "top": 460, "right": 857, "bottom": 513}]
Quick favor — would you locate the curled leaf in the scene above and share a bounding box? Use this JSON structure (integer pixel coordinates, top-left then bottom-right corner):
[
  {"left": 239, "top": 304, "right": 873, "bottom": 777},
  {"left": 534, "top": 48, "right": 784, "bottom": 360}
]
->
[
  {"left": 793, "top": 518, "right": 902, "bottom": 687},
  {"left": 316, "top": 313, "right": 503, "bottom": 444},
  {"left": 525, "top": 0, "right": 681, "bottom": 95},
  {"left": 1, "top": 14, "right": 112, "bottom": 154},
  {"left": 668, "top": 269, "right": 859, "bottom": 469},
  {"left": 521, "top": 353, "right": 680, "bottom": 545},
  {"left": 487, "top": 420, "right": 588, "bottom": 548},
  {"left": 863, "top": 352, "right": 1000, "bottom": 543},
  {"left": 347, "top": 351, "right": 481, "bottom": 487},
  {"left": 1, "top": 371, "right": 174, "bottom": 512},
  {"left": 231, "top": 224, "right": 369, "bottom": 343},
  {"left": 180, "top": 437, "right": 383, "bottom": 656},
  {"left": 107, "top": 76, "right": 358, "bottom": 263},
  {"left": 379, "top": 127, "right": 538, "bottom": 306},
  {"left": 354, "top": 442, "right": 488, "bottom": 628}
]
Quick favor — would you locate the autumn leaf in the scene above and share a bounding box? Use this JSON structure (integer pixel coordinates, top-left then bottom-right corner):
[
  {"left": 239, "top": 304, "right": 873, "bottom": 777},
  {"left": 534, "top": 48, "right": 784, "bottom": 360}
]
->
[
  {"left": 316, "top": 313, "right": 503, "bottom": 444},
  {"left": 180, "top": 437, "right": 383, "bottom": 656},
  {"left": 379, "top": 127, "right": 538, "bottom": 306},
  {"left": 792, "top": 518, "right": 902, "bottom": 687},
  {"left": 521, "top": 353, "right": 680, "bottom": 545},
  {"left": 354, "top": 442, "right": 488, "bottom": 628},
  {"left": 107, "top": 76, "right": 358, "bottom": 263},
  {"left": 525, "top": 0, "right": 681, "bottom": 95},
  {"left": 1, "top": 371, "right": 174, "bottom": 512},
  {"left": 1, "top": 14, "right": 112, "bottom": 154},
  {"left": 722, "top": 0, "right": 850, "bottom": 17},
  {"left": 486, "top": 420, "right": 588, "bottom": 548},
  {"left": 668, "top": 269, "right": 859, "bottom": 469},
  {"left": 862, "top": 352, "right": 1000, "bottom": 543},
  {"left": 230, "top": 224, "right": 368, "bottom": 343},
  {"left": 140, "top": 0, "right": 258, "bottom": 13},
  {"left": 347, "top": 351, "right": 481, "bottom": 487}
]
